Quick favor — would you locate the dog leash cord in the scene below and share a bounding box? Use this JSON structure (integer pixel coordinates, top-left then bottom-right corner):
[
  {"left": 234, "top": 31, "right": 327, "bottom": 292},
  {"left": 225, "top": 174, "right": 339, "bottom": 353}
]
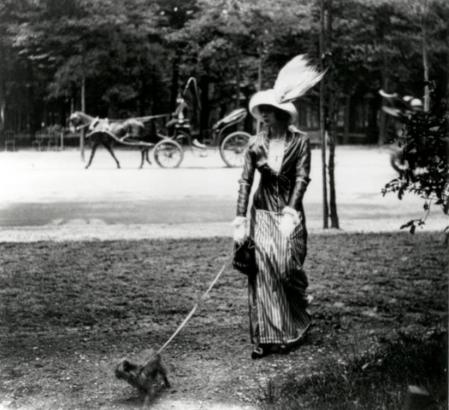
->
[
  {"left": 156, "top": 250, "right": 234, "bottom": 355},
  {"left": 156, "top": 303, "right": 199, "bottom": 355}
]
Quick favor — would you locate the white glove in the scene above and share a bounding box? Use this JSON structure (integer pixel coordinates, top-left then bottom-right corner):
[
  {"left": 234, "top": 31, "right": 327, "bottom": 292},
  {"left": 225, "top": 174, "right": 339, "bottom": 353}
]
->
[
  {"left": 232, "top": 216, "right": 247, "bottom": 244},
  {"left": 279, "top": 207, "right": 299, "bottom": 237}
]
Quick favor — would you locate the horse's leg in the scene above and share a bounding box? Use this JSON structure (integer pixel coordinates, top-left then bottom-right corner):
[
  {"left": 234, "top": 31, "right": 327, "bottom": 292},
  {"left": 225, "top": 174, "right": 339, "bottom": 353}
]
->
[
  {"left": 103, "top": 142, "right": 121, "bottom": 168},
  {"left": 145, "top": 149, "right": 152, "bottom": 165},
  {"left": 85, "top": 143, "right": 98, "bottom": 169},
  {"left": 139, "top": 149, "right": 145, "bottom": 169}
]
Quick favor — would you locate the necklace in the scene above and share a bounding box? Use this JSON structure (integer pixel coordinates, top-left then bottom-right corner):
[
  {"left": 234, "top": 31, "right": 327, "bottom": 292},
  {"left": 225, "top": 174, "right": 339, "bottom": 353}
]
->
[{"left": 267, "top": 137, "right": 285, "bottom": 172}]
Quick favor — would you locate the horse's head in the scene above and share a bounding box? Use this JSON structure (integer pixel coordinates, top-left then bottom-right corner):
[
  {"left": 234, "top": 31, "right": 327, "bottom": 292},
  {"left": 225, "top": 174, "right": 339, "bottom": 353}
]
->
[{"left": 69, "top": 111, "right": 93, "bottom": 133}]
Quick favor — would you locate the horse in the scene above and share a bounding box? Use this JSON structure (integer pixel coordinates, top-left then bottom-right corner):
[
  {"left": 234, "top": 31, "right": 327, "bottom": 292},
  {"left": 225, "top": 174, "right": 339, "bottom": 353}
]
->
[{"left": 69, "top": 111, "right": 158, "bottom": 169}]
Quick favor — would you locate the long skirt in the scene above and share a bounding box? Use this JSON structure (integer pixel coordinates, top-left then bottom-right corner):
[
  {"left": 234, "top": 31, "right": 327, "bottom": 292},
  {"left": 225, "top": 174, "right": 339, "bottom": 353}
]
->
[{"left": 248, "top": 209, "right": 311, "bottom": 345}]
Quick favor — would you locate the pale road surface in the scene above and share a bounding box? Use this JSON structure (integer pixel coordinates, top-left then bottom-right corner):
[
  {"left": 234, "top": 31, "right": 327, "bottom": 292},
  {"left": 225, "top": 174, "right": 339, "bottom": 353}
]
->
[{"left": 0, "top": 146, "right": 446, "bottom": 241}]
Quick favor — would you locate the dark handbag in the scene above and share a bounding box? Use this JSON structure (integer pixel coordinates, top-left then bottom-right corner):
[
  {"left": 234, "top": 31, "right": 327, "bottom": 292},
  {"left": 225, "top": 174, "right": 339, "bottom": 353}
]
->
[{"left": 233, "top": 238, "right": 257, "bottom": 276}]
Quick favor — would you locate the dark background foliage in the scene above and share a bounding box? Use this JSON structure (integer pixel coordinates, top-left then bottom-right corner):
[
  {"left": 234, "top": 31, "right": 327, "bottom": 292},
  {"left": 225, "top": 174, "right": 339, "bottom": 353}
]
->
[{"left": 0, "top": 0, "right": 447, "bottom": 140}]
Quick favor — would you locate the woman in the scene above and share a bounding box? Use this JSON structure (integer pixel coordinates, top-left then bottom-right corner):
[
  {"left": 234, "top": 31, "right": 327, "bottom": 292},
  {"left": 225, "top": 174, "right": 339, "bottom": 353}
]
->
[{"left": 233, "top": 88, "right": 313, "bottom": 359}]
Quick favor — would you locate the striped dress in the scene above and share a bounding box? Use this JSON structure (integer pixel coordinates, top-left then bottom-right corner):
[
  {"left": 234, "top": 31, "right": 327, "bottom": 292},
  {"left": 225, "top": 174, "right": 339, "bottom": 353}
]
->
[{"left": 237, "top": 126, "right": 311, "bottom": 346}]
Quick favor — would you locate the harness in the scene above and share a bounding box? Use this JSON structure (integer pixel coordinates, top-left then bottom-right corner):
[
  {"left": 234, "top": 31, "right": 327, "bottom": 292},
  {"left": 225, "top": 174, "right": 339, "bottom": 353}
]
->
[{"left": 72, "top": 112, "right": 171, "bottom": 148}]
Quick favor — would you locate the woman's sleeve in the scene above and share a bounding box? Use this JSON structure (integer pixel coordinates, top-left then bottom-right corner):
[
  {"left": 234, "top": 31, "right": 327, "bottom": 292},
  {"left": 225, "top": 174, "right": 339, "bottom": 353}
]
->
[
  {"left": 236, "top": 147, "right": 255, "bottom": 216},
  {"left": 288, "top": 136, "right": 311, "bottom": 210}
]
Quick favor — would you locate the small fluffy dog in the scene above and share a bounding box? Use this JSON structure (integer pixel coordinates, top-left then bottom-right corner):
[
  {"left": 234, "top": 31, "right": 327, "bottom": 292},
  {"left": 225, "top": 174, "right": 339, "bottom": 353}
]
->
[{"left": 115, "top": 350, "right": 170, "bottom": 406}]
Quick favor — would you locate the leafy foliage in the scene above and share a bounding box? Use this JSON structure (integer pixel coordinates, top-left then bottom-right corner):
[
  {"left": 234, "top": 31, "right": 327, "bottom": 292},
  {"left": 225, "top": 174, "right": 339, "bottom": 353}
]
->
[
  {"left": 4, "top": 0, "right": 170, "bottom": 118},
  {"left": 0, "top": 0, "right": 448, "bottom": 135},
  {"left": 382, "top": 95, "right": 449, "bottom": 233}
]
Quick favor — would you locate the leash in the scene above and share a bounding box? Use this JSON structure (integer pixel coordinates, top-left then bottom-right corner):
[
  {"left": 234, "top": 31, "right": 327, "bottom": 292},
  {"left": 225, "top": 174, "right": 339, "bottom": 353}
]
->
[{"left": 156, "top": 245, "right": 236, "bottom": 355}]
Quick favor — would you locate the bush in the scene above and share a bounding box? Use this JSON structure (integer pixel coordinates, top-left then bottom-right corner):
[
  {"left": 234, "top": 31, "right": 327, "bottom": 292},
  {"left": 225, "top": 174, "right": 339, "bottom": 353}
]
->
[{"left": 382, "top": 97, "right": 449, "bottom": 233}]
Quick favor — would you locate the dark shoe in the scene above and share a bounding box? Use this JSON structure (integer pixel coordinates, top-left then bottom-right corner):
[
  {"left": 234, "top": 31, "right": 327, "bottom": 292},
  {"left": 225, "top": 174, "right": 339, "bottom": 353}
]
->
[
  {"left": 251, "top": 345, "right": 270, "bottom": 359},
  {"left": 278, "top": 344, "right": 290, "bottom": 355},
  {"left": 270, "top": 344, "right": 291, "bottom": 355}
]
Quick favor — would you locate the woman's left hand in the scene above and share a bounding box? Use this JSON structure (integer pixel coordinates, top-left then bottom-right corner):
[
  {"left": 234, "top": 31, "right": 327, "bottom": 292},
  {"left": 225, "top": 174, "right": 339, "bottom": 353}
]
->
[{"left": 279, "top": 207, "right": 299, "bottom": 237}]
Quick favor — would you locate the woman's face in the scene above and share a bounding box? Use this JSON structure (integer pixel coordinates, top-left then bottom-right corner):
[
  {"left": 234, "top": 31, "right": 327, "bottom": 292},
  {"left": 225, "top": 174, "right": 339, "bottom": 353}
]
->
[
  {"left": 258, "top": 105, "right": 277, "bottom": 127},
  {"left": 258, "top": 105, "right": 289, "bottom": 128}
]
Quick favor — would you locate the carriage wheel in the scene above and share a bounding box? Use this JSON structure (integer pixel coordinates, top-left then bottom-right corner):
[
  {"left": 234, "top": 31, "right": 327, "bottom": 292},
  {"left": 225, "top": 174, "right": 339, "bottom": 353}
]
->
[
  {"left": 153, "top": 139, "right": 184, "bottom": 168},
  {"left": 219, "top": 131, "right": 251, "bottom": 167}
]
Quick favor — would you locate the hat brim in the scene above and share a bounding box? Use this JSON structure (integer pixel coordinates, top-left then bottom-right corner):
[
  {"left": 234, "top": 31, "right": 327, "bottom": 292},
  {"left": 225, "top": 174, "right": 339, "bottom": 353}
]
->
[{"left": 249, "top": 89, "right": 298, "bottom": 124}]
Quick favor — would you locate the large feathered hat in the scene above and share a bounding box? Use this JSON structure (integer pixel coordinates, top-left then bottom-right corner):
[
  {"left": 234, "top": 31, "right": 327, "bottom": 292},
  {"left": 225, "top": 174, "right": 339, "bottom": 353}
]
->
[{"left": 249, "top": 55, "right": 325, "bottom": 124}]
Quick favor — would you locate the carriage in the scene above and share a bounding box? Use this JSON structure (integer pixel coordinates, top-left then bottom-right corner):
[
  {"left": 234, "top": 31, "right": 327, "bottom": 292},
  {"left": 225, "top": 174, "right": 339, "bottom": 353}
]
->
[
  {"left": 153, "top": 77, "right": 251, "bottom": 168},
  {"left": 69, "top": 77, "right": 251, "bottom": 169},
  {"left": 154, "top": 106, "right": 251, "bottom": 168}
]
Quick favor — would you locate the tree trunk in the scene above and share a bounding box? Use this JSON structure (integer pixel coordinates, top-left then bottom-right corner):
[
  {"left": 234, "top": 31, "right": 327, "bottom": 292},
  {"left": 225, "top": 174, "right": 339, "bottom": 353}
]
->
[
  {"left": 328, "top": 131, "right": 339, "bottom": 227},
  {"left": 170, "top": 52, "right": 180, "bottom": 112},
  {"left": 326, "top": 0, "right": 339, "bottom": 229},
  {"left": 343, "top": 94, "right": 350, "bottom": 144},
  {"left": 235, "top": 61, "right": 241, "bottom": 107},
  {"left": 421, "top": 1, "right": 430, "bottom": 112},
  {"left": 0, "top": 44, "right": 5, "bottom": 132},
  {"left": 378, "top": 61, "right": 389, "bottom": 145},
  {"left": 199, "top": 74, "right": 210, "bottom": 142},
  {"left": 368, "top": 96, "right": 379, "bottom": 143},
  {"left": 327, "top": 88, "right": 339, "bottom": 229},
  {"left": 26, "top": 61, "right": 38, "bottom": 134},
  {"left": 447, "top": 27, "right": 449, "bottom": 114},
  {"left": 327, "top": 110, "right": 339, "bottom": 228},
  {"left": 138, "top": 71, "right": 147, "bottom": 116},
  {"left": 0, "top": 78, "right": 5, "bottom": 132},
  {"left": 256, "top": 51, "right": 263, "bottom": 134},
  {"left": 319, "top": 0, "right": 329, "bottom": 229},
  {"left": 80, "top": 74, "right": 86, "bottom": 161},
  {"left": 377, "top": 8, "right": 391, "bottom": 146}
]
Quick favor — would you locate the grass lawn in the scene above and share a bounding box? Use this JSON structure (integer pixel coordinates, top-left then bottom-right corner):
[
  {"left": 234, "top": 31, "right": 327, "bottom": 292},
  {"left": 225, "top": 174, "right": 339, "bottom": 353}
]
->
[{"left": 0, "top": 232, "right": 447, "bottom": 409}]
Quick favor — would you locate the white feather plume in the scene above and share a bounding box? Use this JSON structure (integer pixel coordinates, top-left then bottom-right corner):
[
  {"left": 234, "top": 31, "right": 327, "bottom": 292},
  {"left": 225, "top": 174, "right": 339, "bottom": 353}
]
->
[{"left": 273, "top": 55, "right": 325, "bottom": 103}]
